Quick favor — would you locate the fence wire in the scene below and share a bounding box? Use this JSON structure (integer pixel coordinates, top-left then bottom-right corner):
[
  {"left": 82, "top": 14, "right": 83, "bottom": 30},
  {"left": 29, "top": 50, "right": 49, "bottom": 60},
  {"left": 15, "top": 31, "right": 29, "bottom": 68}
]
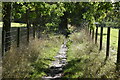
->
[{"left": 2, "top": 27, "right": 35, "bottom": 56}]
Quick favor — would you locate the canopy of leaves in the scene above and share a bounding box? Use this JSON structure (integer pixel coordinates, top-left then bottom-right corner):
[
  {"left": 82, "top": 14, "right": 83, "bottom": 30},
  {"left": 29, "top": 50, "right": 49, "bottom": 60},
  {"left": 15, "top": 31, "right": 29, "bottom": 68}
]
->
[{"left": 9, "top": 2, "right": 119, "bottom": 32}]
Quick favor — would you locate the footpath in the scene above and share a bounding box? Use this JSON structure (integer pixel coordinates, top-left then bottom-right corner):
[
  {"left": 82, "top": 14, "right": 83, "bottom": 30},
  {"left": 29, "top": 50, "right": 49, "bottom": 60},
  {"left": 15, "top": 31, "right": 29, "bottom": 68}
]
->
[{"left": 42, "top": 40, "right": 68, "bottom": 80}]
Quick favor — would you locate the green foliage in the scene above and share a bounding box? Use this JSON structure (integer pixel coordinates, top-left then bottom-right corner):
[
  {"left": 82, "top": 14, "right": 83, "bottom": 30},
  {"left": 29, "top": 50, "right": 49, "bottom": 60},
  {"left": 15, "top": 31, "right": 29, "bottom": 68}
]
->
[
  {"left": 2, "top": 2, "right": 119, "bottom": 32},
  {"left": 12, "top": 2, "right": 66, "bottom": 32},
  {"left": 82, "top": 2, "right": 114, "bottom": 29}
]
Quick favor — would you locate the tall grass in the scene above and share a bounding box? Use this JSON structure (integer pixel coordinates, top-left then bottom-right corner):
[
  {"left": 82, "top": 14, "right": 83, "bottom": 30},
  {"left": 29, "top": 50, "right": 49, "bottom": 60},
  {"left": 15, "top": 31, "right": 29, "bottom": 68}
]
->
[
  {"left": 62, "top": 28, "right": 119, "bottom": 79},
  {"left": 2, "top": 35, "right": 64, "bottom": 78}
]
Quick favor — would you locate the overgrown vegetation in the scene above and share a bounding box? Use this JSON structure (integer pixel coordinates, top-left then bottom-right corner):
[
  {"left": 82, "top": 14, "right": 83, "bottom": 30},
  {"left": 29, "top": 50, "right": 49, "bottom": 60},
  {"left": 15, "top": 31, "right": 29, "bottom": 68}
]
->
[
  {"left": 62, "top": 29, "right": 119, "bottom": 79},
  {"left": 2, "top": 35, "right": 64, "bottom": 78}
]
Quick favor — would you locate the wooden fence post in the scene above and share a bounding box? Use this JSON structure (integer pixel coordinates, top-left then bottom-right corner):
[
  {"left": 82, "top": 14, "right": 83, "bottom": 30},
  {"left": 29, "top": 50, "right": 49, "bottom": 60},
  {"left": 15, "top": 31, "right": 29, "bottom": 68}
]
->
[
  {"left": 116, "top": 29, "right": 120, "bottom": 71},
  {"left": 90, "top": 28, "right": 91, "bottom": 35},
  {"left": 95, "top": 26, "right": 98, "bottom": 44},
  {"left": 2, "top": 30, "right": 5, "bottom": 56},
  {"left": 27, "top": 25, "right": 30, "bottom": 43},
  {"left": 17, "top": 27, "right": 20, "bottom": 47},
  {"left": 26, "top": 9, "right": 30, "bottom": 43},
  {"left": 99, "top": 27, "right": 103, "bottom": 51},
  {"left": 106, "top": 27, "right": 110, "bottom": 57},
  {"left": 92, "top": 29, "right": 94, "bottom": 40},
  {"left": 33, "top": 26, "right": 35, "bottom": 39}
]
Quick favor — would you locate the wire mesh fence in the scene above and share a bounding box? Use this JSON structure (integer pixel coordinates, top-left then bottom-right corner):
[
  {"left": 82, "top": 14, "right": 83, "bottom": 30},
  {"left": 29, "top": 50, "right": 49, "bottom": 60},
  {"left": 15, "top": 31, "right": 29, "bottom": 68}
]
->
[
  {"left": 2, "top": 26, "right": 36, "bottom": 56},
  {"left": 89, "top": 24, "right": 120, "bottom": 70}
]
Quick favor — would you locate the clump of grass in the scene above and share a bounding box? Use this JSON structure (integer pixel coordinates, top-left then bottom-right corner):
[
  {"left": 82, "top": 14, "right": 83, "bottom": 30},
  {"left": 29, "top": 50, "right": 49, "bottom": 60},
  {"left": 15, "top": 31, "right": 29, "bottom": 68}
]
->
[
  {"left": 3, "top": 41, "right": 38, "bottom": 78},
  {"left": 2, "top": 34, "right": 64, "bottom": 78},
  {"left": 62, "top": 28, "right": 119, "bottom": 79}
]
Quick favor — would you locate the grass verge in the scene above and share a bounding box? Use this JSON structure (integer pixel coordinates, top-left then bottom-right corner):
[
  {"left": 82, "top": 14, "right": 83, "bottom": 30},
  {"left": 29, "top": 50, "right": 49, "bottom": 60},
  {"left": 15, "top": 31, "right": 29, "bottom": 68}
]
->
[
  {"left": 2, "top": 35, "right": 64, "bottom": 79},
  {"left": 62, "top": 29, "right": 119, "bottom": 79}
]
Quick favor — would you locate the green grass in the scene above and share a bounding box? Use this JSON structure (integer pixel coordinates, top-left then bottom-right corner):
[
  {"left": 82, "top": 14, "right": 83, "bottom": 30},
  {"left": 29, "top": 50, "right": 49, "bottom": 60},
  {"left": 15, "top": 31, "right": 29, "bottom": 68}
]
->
[
  {"left": 0, "top": 22, "right": 26, "bottom": 27},
  {"left": 31, "top": 35, "right": 64, "bottom": 78},
  {"left": 62, "top": 29, "right": 119, "bottom": 78},
  {"left": 2, "top": 35, "right": 64, "bottom": 78},
  {"left": 97, "top": 27, "right": 119, "bottom": 50}
]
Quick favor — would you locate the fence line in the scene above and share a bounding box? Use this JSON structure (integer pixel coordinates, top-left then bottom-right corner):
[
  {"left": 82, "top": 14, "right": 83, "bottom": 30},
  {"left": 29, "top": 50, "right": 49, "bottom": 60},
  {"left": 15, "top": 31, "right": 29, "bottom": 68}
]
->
[
  {"left": 1, "top": 26, "right": 36, "bottom": 56},
  {"left": 89, "top": 24, "right": 120, "bottom": 71}
]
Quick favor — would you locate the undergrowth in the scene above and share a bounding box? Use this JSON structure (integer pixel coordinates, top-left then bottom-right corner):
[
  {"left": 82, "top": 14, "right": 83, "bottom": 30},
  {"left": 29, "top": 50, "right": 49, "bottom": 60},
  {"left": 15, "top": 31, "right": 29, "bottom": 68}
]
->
[
  {"left": 2, "top": 35, "right": 64, "bottom": 79},
  {"left": 62, "top": 29, "right": 120, "bottom": 79}
]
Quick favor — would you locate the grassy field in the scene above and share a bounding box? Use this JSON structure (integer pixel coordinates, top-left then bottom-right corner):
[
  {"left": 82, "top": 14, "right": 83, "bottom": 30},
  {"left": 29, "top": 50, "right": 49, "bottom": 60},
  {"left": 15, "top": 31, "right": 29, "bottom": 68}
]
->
[
  {"left": 97, "top": 27, "right": 119, "bottom": 51},
  {"left": 0, "top": 22, "right": 26, "bottom": 27}
]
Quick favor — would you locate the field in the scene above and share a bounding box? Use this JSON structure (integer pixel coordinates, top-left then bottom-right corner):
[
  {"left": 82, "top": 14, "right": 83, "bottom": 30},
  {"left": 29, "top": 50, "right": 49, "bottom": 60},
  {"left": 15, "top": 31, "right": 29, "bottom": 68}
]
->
[
  {"left": 97, "top": 27, "right": 119, "bottom": 51},
  {"left": 0, "top": 22, "right": 26, "bottom": 27}
]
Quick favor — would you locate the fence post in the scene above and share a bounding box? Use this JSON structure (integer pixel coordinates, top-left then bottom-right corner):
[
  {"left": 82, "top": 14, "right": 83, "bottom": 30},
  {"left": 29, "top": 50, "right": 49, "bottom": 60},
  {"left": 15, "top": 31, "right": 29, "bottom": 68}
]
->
[
  {"left": 106, "top": 27, "right": 110, "bottom": 57},
  {"left": 95, "top": 25, "right": 98, "bottom": 44},
  {"left": 92, "top": 29, "right": 94, "bottom": 40},
  {"left": 116, "top": 29, "right": 120, "bottom": 71},
  {"left": 33, "top": 26, "right": 35, "bottom": 39},
  {"left": 27, "top": 25, "right": 30, "bottom": 43},
  {"left": 90, "top": 28, "right": 91, "bottom": 35},
  {"left": 17, "top": 27, "right": 20, "bottom": 47},
  {"left": 99, "top": 27, "right": 103, "bottom": 51},
  {"left": 2, "top": 30, "right": 5, "bottom": 56}
]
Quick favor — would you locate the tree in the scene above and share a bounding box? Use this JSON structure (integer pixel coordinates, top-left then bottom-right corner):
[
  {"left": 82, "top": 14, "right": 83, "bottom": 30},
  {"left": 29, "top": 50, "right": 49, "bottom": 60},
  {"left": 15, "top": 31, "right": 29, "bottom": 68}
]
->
[{"left": 2, "top": 2, "right": 12, "bottom": 53}]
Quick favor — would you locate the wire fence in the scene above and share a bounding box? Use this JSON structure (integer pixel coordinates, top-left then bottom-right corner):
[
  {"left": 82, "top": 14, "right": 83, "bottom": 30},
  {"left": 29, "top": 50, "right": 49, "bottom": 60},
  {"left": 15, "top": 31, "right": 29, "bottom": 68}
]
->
[
  {"left": 88, "top": 24, "right": 120, "bottom": 70},
  {"left": 2, "top": 26, "right": 36, "bottom": 56}
]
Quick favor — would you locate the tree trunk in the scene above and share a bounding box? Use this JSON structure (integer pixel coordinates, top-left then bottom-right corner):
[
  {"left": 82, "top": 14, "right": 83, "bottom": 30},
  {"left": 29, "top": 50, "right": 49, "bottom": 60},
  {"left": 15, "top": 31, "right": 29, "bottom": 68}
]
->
[
  {"left": 59, "top": 12, "right": 70, "bottom": 38},
  {"left": 2, "top": 2, "right": 11, "bottom": 52},
  {"left": 26, "top": 9, "right": 30, "bottom": 43}
]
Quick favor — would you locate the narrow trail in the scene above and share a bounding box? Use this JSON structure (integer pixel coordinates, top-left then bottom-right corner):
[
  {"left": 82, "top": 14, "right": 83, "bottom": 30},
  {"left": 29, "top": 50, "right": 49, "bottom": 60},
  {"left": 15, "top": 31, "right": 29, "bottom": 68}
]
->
[{"left": 42, "top": 40, "right": 68, "bottom": 80}]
